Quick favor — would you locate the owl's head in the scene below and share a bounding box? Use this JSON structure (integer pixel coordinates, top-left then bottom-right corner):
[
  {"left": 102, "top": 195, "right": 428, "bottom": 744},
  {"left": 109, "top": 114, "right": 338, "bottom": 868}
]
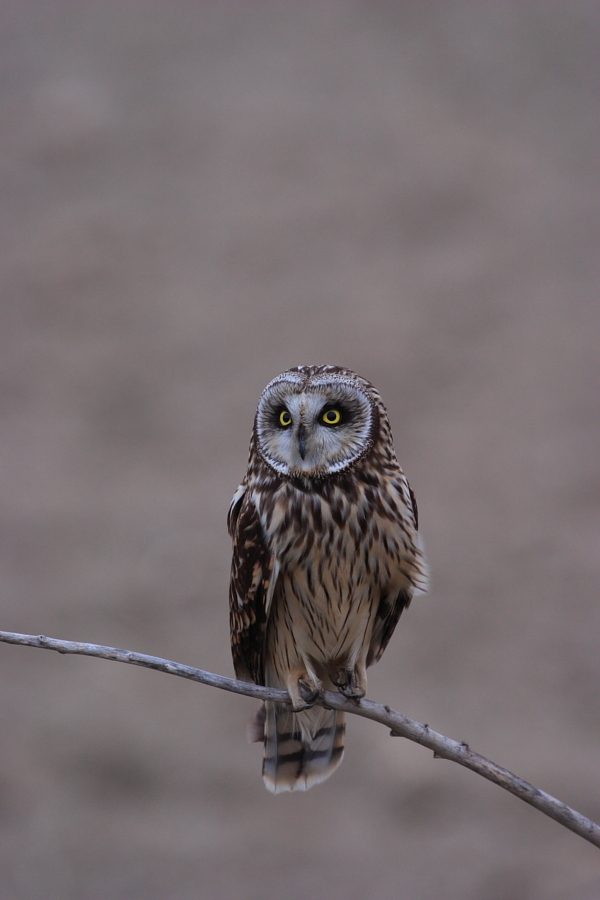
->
[{"left": 253, "top": 365, "right": 389, "bottom": 478}]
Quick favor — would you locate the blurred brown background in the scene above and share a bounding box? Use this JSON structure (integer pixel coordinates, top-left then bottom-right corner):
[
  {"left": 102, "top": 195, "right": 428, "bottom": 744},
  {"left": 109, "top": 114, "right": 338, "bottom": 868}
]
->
[{"left": 1, "top": 2, "right": 599, "bottom": 898}]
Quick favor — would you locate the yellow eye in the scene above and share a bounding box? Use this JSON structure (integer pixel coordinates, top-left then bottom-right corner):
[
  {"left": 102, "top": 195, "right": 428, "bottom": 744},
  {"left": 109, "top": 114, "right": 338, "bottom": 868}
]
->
[
  {"left": 322, "top": 409, "right": 341, "bottom": 425},
  {"left": 279, "top": 410, "right": 292, "bottom": 427}
]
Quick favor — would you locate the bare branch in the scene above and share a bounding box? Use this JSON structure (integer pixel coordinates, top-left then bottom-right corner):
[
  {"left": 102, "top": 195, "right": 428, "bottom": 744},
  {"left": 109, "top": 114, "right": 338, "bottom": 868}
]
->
[{"left": 1, "top": 629, "right": 599, "bottom": 850}]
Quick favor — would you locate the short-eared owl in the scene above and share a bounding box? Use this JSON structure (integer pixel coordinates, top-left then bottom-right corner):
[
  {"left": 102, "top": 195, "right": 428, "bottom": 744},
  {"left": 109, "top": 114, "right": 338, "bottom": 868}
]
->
[{"left": 229, "top": 366, "right": 427, "bottom": 793}]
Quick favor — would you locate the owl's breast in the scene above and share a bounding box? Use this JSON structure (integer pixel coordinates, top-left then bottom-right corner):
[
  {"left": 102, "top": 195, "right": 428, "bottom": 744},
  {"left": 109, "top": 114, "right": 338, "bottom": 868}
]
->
[
  {"left": 256, "top": 476, "right": 425, "bottom": 668},
  {"left": 259, "top": 479, "right": 419, "bottom": 597}
]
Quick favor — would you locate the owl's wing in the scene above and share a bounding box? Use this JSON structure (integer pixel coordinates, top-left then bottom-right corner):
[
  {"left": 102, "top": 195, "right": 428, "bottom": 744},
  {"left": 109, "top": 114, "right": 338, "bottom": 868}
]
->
[
  {"left": 227, "top": 482, "right": 248, "bottom": 536},
  {"left": 367, "top": 477, "right": 421, "bottom": 667},
  {"left": 367, "top": 587, "right": 412, "bottom": 667},
  {"left": 228, "top": 485, "right": 278, "bottom": 685},
  {"left": 408, "top": 482, "right": 419, "bottom": 529}
]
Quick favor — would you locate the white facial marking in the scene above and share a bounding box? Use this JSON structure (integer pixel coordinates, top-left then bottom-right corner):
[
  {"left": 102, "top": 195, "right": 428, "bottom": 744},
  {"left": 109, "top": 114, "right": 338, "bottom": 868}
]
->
[{"left": 256, "top": 375, "right": 374, "bottom": 477}]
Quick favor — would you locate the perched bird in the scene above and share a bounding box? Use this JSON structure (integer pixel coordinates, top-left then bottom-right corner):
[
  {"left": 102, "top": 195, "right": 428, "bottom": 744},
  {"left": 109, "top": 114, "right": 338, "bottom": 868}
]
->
[{"left": 228, "top": 365, "right": 428, "bottom": 793}]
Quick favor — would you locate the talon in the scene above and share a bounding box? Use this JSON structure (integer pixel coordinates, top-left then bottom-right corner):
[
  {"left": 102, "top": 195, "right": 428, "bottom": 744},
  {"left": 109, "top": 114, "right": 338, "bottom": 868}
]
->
[
  {"left": 333, "top": 667, "right": 367, "bottom": 700},
  {"left": 338, "top": 682, "right": 365, "bottom": 700},
  {"left": 297, "top": 681, "right": 320, "bottom": 709},
  {"left": 332, "top": 668, "right": 348, "bottom": 690},
  {"left": 287, "top": 674, "right": 322, "bottom": 711}
]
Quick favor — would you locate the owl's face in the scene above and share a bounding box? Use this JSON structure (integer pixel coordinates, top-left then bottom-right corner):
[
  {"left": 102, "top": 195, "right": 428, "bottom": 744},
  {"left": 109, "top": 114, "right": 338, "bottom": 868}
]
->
[{"left": 254, "top": 366, "right": 381, "bottom": 478}]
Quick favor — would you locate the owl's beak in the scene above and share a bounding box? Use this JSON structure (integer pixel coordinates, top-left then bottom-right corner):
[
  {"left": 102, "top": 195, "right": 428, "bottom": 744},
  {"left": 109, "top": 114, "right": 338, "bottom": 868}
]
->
[{"left": 297, "top": 423, "right": 307, "bottom": 460}]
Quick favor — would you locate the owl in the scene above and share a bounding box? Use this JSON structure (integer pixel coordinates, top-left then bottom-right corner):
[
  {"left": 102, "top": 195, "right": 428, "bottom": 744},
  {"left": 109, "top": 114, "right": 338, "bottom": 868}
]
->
[{"left": 228, "top": 365, "right": 428, "bottom": 793}]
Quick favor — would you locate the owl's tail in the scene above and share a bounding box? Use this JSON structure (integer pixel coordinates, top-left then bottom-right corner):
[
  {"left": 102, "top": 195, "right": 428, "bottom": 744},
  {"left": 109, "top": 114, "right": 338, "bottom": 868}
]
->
[{"left": 249, "top": 701, "right": 345, "bottom": 793}]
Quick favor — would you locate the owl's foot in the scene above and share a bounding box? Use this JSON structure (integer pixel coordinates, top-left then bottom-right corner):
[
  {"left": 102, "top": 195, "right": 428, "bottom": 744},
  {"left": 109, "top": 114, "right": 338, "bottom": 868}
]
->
[
  {"left": 287, "top": 673, "right": 322, "bottom": 711},
  {"left": 298, "top": 681, "right": 321, "bottom": 709},
  {"left": 333, "top": 666, "right": 367, "bottom": 701}
]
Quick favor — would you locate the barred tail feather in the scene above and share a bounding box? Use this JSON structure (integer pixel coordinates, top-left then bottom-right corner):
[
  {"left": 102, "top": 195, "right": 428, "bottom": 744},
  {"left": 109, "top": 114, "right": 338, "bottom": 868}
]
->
[{"left": 261, "top": 701, "right": 345, "bottom": 793}]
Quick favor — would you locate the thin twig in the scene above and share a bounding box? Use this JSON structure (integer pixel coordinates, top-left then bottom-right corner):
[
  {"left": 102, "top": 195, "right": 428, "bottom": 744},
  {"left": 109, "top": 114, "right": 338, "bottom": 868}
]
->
[{"left": 1, "top": 629, "right": 599, "bottom": 850}]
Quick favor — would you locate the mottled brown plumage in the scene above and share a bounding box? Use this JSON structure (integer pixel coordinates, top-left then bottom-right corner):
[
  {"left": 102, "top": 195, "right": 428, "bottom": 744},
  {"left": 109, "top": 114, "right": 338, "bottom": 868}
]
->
[{"left": 229, "top": 366, "right": 428, "bottom": 792}]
